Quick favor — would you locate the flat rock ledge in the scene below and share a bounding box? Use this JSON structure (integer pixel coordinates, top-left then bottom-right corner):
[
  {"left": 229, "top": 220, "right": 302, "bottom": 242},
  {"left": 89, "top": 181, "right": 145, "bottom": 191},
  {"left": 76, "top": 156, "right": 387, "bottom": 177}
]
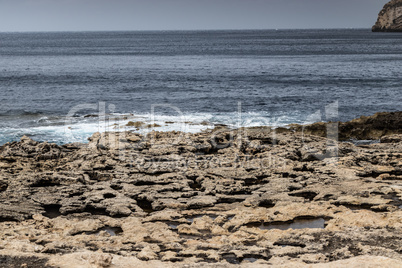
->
[{"left": 0, "top": 113, "right": 402, "bottom": 267}]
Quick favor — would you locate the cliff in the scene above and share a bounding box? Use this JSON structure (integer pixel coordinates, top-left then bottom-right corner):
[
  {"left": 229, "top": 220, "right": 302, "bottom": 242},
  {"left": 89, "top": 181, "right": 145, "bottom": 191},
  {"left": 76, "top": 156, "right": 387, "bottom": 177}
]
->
[{"left": 372, "top": 0, "right": 402, "bottom": 32}]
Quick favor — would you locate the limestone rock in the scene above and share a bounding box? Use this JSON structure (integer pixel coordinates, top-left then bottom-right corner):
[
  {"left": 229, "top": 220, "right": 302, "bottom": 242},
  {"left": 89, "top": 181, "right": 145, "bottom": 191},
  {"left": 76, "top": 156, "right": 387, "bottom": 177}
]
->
[
  {"left": 0, "top": 111, "right": 401, "bottom": 266},
  {"left": 290, "top": 111, "right": 402, "bottom": 140},
  {"left": 372, "top": 0, "right": 402, "bottom": 32}
]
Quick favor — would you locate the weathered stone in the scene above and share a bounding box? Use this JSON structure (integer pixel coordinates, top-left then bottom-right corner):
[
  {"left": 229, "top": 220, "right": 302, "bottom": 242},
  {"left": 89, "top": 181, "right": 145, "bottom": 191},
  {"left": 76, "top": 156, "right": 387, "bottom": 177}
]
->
[
  {"left": 373, "top": 0, "right": 402, "bottom": 32},
  {"left": 0, "top": 112, "right": 401, "bottom": 266}
]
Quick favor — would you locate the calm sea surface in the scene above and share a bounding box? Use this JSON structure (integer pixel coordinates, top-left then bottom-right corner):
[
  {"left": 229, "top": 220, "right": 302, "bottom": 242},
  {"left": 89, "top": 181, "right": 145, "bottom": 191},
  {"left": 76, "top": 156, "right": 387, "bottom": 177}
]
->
[{"left": 0, "top": 29, "right": 401, "bottom": 144}]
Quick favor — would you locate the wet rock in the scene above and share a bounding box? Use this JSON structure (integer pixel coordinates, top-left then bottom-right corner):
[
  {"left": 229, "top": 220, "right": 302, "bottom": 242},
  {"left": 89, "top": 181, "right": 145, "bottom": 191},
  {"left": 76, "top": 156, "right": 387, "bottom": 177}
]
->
[
  {"left": 290, "top": 111, "right": 402, "bottom": 141},
  {"left": 381, "top": 134, "right": 402, "bottom": 143},
  {"left": 0, "top": 255, "right": 54, "bottom": 268},
  {"left": 126, "top": 121, "right": 146, "bottom": 128}
]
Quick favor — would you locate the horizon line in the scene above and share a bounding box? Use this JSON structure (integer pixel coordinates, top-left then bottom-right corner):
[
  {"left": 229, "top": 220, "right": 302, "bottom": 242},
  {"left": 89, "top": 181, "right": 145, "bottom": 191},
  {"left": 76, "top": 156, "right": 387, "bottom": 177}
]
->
[{"left": 0, "top": 27, "right": 374, "bottom": 34}]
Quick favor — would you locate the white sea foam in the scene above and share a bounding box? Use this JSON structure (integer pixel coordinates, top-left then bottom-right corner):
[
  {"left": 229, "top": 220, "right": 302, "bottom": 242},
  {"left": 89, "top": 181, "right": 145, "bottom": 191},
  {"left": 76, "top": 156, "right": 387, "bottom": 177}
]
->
[{"left": 0, "top": 111, "right": 302, "bottom": 145}]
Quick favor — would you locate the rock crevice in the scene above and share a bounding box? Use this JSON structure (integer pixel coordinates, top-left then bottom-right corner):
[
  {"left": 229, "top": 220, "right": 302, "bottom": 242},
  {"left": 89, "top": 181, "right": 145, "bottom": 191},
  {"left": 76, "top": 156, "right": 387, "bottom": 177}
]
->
[{"left": 0, "top": 112, "right": 401, "bottom": 266}]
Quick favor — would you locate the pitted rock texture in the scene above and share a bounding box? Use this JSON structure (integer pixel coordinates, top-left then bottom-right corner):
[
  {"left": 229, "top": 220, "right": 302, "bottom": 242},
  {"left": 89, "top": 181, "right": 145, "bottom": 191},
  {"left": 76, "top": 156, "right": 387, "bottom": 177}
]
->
[
  {"left": 373, "top": 0, "right": 402, "bottom": 32},
  {"left": 0, "top": 117, "right": 402, "bottom": 267}
]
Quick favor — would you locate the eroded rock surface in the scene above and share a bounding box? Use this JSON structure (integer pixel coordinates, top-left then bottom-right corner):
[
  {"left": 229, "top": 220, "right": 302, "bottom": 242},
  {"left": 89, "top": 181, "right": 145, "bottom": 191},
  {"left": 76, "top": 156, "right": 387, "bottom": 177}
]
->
[
  {"left": 0, "top": 116, "right": 401, "bottom": 267},
  {"left": 373, "top": 0, "right": 402, "bottom": 32},
  {"left": 290, "top": 111, "right": 402, "bottom": 141}
]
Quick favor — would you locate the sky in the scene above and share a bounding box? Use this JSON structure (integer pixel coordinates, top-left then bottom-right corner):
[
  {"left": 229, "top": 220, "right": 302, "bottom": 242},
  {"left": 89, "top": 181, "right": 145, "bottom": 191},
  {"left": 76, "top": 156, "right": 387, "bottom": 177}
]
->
[{"left": 0, "top": 0, "right": 389, "bottom": 32}]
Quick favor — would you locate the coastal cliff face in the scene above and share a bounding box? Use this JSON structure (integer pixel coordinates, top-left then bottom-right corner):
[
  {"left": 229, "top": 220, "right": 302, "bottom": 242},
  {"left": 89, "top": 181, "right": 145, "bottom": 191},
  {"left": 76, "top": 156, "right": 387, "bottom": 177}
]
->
[
  {"left": 372, "top": 0, "right": 402, "bottom": 32},
  {"left": 0, "top": 112, "right": 401, "bottom": 267}
]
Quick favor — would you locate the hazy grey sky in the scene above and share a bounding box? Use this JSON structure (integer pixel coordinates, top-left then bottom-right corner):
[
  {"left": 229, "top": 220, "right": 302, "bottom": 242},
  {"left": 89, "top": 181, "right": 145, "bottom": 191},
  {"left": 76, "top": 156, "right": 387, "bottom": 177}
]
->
[{"left": 0, "top": 0, "right": 388, "bottom": 31}]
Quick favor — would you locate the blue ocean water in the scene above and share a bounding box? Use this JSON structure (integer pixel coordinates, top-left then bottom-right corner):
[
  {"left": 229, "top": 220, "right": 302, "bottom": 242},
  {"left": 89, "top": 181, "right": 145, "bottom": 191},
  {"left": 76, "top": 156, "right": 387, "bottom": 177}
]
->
[{"left": 0, "top": 29, "right": 401, "bottom": 144}]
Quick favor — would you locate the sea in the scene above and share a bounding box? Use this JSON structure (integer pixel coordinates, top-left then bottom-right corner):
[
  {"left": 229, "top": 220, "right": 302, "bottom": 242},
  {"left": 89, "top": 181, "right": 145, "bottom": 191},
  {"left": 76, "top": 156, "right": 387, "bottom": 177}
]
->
[{"left": 0, "top": 29, "right": 401, "bottom": 145}]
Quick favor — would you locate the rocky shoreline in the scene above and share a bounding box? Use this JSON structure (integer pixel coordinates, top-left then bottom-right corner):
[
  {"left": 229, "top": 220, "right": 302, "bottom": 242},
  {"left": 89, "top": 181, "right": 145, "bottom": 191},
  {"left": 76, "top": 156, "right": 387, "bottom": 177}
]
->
[
  {"left": 290, "top": 111, "right": 402, "bottom": 141},
  {"left": 0, "top": 112, "right": 401, "bottom": 267}
]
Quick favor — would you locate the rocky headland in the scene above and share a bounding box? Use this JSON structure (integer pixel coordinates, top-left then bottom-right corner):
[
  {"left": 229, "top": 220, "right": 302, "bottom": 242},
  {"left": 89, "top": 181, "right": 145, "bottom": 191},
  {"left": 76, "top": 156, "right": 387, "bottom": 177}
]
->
[
  {"left": 0, "top": 112, "right": 401, "bottom": 267},
  {"left": 372, "top": 0, "right": 402, "bottom": 32}
]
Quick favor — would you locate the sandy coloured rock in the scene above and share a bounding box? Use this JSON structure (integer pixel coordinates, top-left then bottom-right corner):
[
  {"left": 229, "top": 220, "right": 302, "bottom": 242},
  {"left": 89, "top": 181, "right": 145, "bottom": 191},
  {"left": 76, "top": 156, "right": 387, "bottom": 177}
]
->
[
  {"left": 373, "top": 0, "right": 402, "bottom": 32},
  {"left": 0, "top": 112, "right": 401, "bottom": 266}
]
